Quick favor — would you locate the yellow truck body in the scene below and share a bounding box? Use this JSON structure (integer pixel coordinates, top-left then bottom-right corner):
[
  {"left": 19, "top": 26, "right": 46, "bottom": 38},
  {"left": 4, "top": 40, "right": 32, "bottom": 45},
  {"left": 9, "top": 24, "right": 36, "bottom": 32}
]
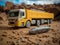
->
[
  {"left": 26, "top": 9, "right": 54, "bottom": 19},
  {"left": 8, "top": 9, "right": 54, "bottom": 27}
]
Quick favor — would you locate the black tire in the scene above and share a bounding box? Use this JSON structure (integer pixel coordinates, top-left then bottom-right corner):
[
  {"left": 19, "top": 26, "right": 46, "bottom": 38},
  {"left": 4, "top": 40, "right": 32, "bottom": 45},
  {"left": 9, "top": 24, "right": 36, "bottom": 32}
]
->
[
  {"left": 21, "top": 22, "right": 24, "bottom": 27},
  {"left": 37, "top": 20, "right": 40, "bottom": 27},
  {"left": 49, "top": 19, "right": 52, "bottom": 24},
  {"left": 26, "top": 21, "right": 31, "bottom": 28}
]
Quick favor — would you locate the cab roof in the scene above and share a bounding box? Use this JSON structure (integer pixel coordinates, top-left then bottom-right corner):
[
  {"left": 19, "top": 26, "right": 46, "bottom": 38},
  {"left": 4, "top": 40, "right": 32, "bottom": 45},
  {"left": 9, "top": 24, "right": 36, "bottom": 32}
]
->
[{"left": 10, "top": 9, "right": 25, "bottom": 12}]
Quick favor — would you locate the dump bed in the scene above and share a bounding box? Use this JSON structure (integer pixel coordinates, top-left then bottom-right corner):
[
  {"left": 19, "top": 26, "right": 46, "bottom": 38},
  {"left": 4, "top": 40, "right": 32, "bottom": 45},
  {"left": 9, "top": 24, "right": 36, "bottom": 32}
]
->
[{"left": 26, "top": 9, "right": 54, "bottom": 19}]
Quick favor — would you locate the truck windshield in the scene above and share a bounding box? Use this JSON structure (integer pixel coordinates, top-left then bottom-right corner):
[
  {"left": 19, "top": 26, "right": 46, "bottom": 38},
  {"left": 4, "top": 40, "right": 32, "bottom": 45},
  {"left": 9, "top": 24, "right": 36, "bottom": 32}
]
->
[{"left": 9, "top": 11, "right": 19, "bottom": 17}]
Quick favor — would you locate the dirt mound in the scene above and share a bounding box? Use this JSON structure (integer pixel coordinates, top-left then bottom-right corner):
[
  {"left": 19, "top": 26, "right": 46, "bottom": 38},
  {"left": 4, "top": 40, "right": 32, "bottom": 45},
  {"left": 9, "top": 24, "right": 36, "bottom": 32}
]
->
[
  {"left": 0, "top": 13, "right": 7, "bottom": 21},
  {"left": 0, "top": 17, "right": 3, "bottom": 21},
  {"left": 0, "top": 13, "right": 8, "bottom": 25}
]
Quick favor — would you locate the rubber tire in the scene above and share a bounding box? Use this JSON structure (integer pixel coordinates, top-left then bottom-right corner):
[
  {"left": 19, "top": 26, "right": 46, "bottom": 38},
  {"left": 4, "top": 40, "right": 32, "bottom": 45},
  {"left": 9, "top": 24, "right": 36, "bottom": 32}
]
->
[
  {"left": 37, "top": 20, "right": 40, "bottom": 27},
  {"left": 26, "top": 21, "right": 31, "bottom": 28},
  {"left": 49, "top": 19, "right": 52, "bottom": 24},
  {"left": 21, "top": 22, "right": 24, "bottom": 27}
]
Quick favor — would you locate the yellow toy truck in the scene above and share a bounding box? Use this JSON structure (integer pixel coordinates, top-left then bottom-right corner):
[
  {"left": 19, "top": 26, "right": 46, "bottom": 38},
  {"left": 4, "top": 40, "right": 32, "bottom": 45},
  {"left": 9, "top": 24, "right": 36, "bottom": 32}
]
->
[{"left": 8, "top": 9, "right": 54, "bottom": 28}]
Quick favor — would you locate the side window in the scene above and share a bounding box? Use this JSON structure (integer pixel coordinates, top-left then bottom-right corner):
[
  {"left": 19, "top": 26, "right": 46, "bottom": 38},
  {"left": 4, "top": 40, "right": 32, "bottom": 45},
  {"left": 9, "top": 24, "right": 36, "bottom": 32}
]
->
[
  {"left": 20, "top": 11, "right": 25, "bottom": 18},
  {"left": 21, "top": 12, "right": 24, "bottom": 16}
]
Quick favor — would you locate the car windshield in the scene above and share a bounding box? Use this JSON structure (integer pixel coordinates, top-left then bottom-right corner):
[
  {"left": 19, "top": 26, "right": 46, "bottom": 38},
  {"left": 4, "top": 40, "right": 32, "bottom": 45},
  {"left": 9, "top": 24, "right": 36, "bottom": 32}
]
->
[{"left": 9, "top": 11, "right": 19, "bottom": 17}]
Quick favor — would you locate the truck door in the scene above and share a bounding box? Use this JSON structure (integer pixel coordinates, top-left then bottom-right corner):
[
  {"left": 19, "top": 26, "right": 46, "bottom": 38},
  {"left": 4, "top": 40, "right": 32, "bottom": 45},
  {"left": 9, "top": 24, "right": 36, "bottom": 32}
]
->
[{"left": 20, "top": 11, "right": 25, "bottom": 18}]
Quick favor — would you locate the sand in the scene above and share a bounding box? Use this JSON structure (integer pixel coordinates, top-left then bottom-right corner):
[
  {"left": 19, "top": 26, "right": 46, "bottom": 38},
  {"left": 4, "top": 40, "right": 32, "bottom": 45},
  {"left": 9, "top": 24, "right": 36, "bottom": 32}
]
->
[{"left": 0, "top": 20, "right": 60, "bottom": 45}]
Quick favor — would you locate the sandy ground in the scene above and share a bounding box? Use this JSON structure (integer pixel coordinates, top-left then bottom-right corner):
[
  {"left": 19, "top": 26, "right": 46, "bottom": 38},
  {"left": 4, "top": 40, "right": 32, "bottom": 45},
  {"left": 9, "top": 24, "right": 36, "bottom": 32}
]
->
[{"left": 0, "top": 21, "right": 60, "bottom": 45}]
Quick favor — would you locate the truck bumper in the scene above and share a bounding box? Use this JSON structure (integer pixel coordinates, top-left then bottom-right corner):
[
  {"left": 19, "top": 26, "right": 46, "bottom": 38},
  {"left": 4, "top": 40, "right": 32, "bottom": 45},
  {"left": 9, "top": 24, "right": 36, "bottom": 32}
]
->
[{"left": 8, "top": 21, "right": 22, "bottom": 27}]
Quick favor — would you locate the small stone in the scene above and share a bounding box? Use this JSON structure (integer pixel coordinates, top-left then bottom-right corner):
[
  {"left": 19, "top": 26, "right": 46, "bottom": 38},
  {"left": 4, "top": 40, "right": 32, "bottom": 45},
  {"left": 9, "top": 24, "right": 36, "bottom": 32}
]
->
[
  {"left": 1, "top": 34, "right": 7, "bottom": 37},
  {"left": 59, "top": 40, "right": 60, "bottom": 44},
  {"left": 11, "top": 42, "right": 15, "bottom": 45},
  {"left": 17, "top": 33, "right": 19, "bottom": 35},
  {"left": 12, "top": 31, "right": 15, "bottom": 34},
  {"left": 52, "top": 37, "right": 58, "bottom": 43},
  {"left": 9, "top": 37, "right": 12, "bottom": 39},
  {"left": 0, "top": 38, "right": 3, "bottom": 41}
]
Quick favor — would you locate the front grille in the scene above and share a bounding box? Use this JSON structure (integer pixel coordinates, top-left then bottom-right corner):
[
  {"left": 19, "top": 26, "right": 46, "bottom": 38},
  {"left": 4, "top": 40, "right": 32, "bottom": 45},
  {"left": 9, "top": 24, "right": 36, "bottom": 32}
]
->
[
  {"left": 10, "top": 22, "right": 15, "bottom": 24},
  {"left": 9, "top": 19, "right": 15, "bottom": 21}
]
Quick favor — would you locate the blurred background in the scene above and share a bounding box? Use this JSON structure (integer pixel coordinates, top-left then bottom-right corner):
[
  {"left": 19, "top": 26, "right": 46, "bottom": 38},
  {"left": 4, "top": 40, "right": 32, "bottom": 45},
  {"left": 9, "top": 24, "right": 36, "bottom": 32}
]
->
[
  {"left": 0, "top": 1, "right": 60, "bottom": 45},
  {"left": 0, "top": 0, "right": 60, "bottom": 21}
]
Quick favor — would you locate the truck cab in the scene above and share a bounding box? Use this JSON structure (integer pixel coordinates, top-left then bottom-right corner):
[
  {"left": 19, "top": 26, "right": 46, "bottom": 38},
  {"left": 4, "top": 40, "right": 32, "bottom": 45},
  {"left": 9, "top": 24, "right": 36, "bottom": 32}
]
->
[{"left": 8, "top": 9, "right": 26, "bottom": 27}]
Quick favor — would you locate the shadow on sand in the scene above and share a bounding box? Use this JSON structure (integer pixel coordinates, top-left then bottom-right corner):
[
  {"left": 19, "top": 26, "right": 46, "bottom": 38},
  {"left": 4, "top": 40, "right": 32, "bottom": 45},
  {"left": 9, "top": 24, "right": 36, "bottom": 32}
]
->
[{"left": 0, "top": 26, "right": 27, "bottom": 30}]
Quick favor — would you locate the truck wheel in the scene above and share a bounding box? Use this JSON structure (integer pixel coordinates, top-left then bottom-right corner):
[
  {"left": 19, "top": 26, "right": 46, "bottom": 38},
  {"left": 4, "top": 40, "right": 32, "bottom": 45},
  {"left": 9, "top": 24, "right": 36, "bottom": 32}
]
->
[
  {"left": 41, "top": 19, "right": 44, "bottom": 24},
  {"left": 37, "top": 20, "right": 40, "bottom": 27},
  {"left": 49, "top": 19, "right": 52, "bottom": 24},
  {"left": 26, "top": 21, "right": 31, "bottom": 28},
  {"left": 47, "top": 19, "right": 49, "bottom": 24},
  {"left": 21, "top": 22, "right": 24, "bottom": 27}
]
